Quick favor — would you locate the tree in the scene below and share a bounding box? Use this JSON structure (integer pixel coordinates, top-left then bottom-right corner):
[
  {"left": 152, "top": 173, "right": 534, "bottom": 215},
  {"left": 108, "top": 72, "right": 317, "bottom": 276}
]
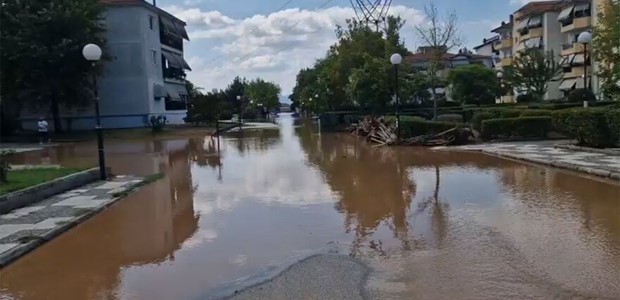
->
[
  {"left": 447, "top": 64, "right": 499, "bottom": 106},
  {"left": 592, "top": 0, "right": 620, "bottom": 100},
  {"left": 504, "top": 49, "right": 562, "bottom": 101},
  {"left": 414, "top": 2, "right": 462, "bottom": 119},
  {"left": 0, "top": 0, "right": 107, "bottom": 132},
  {"left": 346, "top": 55, "right": 391, "bottom": 113},
  {"left": 245, "top": 78, "right": 281, "bottom": 110}
]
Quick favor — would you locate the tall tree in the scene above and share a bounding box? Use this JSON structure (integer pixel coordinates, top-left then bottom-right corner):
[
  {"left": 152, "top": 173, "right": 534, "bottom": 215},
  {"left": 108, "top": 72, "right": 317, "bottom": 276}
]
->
[
  {"left": 0, "top": 0, "right": 107, "bottom": 132},
  {"left": 246, "top": 78, "right": 281, "bottom": 109},
  {"left": 504, "top": 49, "right": 562, "bottom": 101},
  {"left": 592, "top": 0, "right": 620, "bottom": 100},
  {"left": 414, "top": 2, "right": 462, "bottom": 119},
  {"left": 447, "top": 64, "right": 499, "bottom": 106}
]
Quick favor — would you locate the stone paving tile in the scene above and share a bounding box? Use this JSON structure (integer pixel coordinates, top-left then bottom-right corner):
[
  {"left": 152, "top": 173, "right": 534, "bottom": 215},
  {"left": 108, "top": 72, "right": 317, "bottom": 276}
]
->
[
  {"left": 451, "top": 142, "right": 620, "bottom": 178},
  {"left": 0, "top": 175, "right": 144, "bottom": 265}
]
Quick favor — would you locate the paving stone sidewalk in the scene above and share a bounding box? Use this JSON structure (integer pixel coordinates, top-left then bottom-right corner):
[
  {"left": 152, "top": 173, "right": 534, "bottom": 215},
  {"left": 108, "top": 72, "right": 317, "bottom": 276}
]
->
[
  {"left": 447, "top": 142, "right": 620, "bottom": 181},
  {"left": 0, "top": 175, "right": 143, "bottom": 266}
]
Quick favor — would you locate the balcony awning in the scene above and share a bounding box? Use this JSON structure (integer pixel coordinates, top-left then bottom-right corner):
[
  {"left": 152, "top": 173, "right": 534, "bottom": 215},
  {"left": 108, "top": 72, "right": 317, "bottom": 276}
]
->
[
  {"left": 165, "top": 83, "right": 188, "bottom": 101},
  {"left": 162, "top": 50, "right": 192, "bottom": 70},
  {"left": 559, "top": 78, "right": 577, "bottom": 90},
  {"left": 528, "top": 15, "right": 542, "bottom": 27},
  {"left": 575, "top": 77, "right": 590, "bottom": 89},
  {"left": 154, "top": 84, "right": 166, "bottom": 98},
  {"left": 161, "top": 17, "right": 189, "bottom": 40},
  {"left": 525, "top": 37, "right": 542, "bottom": 48},
  {"left": 574, "top": 3, "right": 590, "bottom": 13},
  {"left": 515, "top": 19, "right": 529, "bottom": 31},
  {"left": 558, "top": 5, "right": 575, "bottom": 21},
  {"left": 561, "top": 54, "right": 573, "bottom": 66},
  {"left": 572, "top": 53, "right": 585, "bottom": 64}
]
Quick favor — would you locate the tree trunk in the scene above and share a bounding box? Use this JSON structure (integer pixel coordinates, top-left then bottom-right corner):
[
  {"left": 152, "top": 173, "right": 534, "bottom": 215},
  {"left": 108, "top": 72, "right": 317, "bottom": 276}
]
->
[{"left": 50, "top": 93, "right": 63, "bottom": 133}]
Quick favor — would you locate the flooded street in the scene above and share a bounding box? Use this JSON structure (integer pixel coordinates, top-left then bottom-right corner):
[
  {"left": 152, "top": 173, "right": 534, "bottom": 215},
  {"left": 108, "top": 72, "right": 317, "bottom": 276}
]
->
[{"left": 1, "top": 114, "right": 619, "bottom": 300}]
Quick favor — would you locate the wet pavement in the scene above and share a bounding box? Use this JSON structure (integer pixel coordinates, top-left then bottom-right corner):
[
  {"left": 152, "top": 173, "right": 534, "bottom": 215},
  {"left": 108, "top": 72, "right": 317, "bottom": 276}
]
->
[{"left": 0, "top": 114, "right": 618, "bottom": 300}]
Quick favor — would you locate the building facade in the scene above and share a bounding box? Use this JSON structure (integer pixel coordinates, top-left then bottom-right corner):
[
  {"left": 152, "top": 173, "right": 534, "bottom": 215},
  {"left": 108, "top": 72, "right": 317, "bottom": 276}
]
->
[
  {"left": 484, "top": 0, "right": 598, "bottom": 103},
  {"left": 22, "top": 0, "right": 191, "bottom": 130}
]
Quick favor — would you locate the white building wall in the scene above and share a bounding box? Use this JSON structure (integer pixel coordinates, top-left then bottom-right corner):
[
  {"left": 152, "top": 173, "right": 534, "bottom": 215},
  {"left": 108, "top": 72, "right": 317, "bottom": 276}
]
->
[{"left": 543, "top": 12, "right": 563, "bottom": 100}]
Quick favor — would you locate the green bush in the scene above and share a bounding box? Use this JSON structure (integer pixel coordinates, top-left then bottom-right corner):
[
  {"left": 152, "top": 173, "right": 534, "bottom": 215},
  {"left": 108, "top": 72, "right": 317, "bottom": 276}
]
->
[
  {"left": 499, "top": 109, "right": 521, "bottom": 118},
  {"left": 436, "top": 113, "right": 464, "bottom": 123},
  {"left": 241, "top": 109, "right": 257, "bottom": 120},
  {"left": 552, "top": 108, "right": 618, "bottom": 147},
  {"left": 481, "top": 117, "right": 552, "bottom": 140},
  {"left": 149, "top": 115, "right": 167, "bottom": 132},
  {"left": 471, "top": 111, "right": 499, "bottom": 131},
  {"left": 398, "top": 116, "right": 465, "bottom": 138},
  {"left": 519, "top": 109, "right": 553, "bottom": 117},
  {"left": 567, "top": 89, "right": 596, "bottom": 103},
  {"left": 516, "top": 94, "right": 536, "bottom": 103}
]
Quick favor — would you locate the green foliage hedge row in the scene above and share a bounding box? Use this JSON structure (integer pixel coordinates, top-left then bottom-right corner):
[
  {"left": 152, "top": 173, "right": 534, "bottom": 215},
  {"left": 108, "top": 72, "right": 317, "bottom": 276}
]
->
[
  {"left": 396, "top": 116, "right": 466, "bottom": 138},
  {"left": 470, "top": 109, "right": 554, "bottom": 131},
  {"left": 552, "top": 108, "right": 620, "bottom": 148},
  {"left": 481, "top": 117, "right": 552, "bottom": 140}
]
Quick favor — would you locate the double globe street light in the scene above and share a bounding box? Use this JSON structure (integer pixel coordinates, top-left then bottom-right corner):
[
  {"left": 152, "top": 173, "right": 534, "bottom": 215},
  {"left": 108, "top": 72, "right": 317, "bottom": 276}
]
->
[
  {"left": 577, "top": 31, "right": 592, "bottom": 108},
  {"left": 82, "top": 44, "right": 107, "bottom": 180},
  {"left": 390, "top": 53, "right": 402, "bottom": 143}
]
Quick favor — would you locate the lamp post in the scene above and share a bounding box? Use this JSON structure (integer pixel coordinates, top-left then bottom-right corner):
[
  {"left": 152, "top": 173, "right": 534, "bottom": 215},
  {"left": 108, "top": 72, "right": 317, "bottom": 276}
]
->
[
  {"left": 577, "top": 31, "right": 592, "bottom": 108},
  {"left": 236, "top": 95, "right": 242, "bottom": 128},
  {"left": 82, "top": 44, "right": 106, "bottom": 180},
  {"left": 390, "top": 53, "right": 402, "bottom": 143},
  {"left": 496, "top": 70, "right": 504, "bottom": 103}
]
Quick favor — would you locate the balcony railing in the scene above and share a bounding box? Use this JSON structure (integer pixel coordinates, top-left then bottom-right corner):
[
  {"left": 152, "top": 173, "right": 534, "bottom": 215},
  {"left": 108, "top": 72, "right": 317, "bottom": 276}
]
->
[
  {"left": 160, "top": 32, "right": 183, "bottom": 52},
  {"left": 562, "top": 43, "right": 574, "bottom": 50},
  {"left": 163, "top": 66, "right": 186, "bottom": 81}
]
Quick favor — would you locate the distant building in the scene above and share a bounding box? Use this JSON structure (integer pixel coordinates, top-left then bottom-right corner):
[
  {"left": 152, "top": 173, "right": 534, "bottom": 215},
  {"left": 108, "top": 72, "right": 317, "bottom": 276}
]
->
[
  {"left": 21, "top": 0, "right": 192, "bottom": 130},
  {"left": 404, "top": 46, "right": 493, "bottom": 101}
]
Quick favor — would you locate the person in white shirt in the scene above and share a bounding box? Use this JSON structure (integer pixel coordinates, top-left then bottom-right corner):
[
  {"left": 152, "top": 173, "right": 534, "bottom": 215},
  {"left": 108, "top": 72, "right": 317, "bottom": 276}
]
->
[{"left": 37, "top": 117, "right": 50, "bottom": 144}]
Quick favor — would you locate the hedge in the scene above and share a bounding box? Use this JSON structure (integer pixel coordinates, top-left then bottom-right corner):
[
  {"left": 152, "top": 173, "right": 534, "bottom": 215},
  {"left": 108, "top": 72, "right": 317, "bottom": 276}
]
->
[
  {"left": 437, "top": 113, "right": 464, "bottom": 123},
  {"left": 481, "top": 116, "right": 552, "bottom": 140},
  {"left": 396, "top": 116, "right": 466, "bottom": 138},
  {"left": 553, "top": 108, "right": 620, "bottom": 148}
]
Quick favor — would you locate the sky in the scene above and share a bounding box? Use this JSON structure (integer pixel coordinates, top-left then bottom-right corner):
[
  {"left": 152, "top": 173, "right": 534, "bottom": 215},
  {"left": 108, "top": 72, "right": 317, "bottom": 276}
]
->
[{"left": 156, "top": 0, "right": 545, "bottom": 99}]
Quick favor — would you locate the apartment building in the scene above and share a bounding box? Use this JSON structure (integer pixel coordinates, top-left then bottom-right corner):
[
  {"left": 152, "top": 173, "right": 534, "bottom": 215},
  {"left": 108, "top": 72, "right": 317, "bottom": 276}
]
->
[
  {"left": 404, "top": 46, "right": 493, "bottom": 101},
  {"left": 486, "top": 0, "right": 598, "bottom": 103},
  {"left": 22, "top": 0, "right": 192, "bottom": 130}
]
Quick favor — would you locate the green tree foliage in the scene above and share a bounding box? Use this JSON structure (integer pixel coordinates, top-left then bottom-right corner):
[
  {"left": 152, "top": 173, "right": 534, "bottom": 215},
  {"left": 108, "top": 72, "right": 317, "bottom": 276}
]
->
[
  {"left": 185, "top": 91, "right": 226, "bottom": 125},
  {"left": 290, "top": 15, "right": 415, "bottom": 112},
  {"left": 0, "top": 0, "right": 107, "bottom": 132},
  {"left": 504, "top": 49, "right": 562, "bottom": 101},
  {"left": 447, "top": 64, "right": 499, "bottom": 105},
  {"left": 592, "top": 0, "right": 620, "bottom": 100},
  {"left": 245, "top": 78, "right": 281, "bottom": 110}
]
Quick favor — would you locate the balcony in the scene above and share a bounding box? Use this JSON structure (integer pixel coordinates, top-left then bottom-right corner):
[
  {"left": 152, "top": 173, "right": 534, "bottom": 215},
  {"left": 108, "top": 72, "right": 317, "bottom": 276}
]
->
[
  {"left": 561, "top": 16, "right": 592, "bottom": 33},
  {"left": 160, "top": 32, "right": 183, "bottom": 52},
  {"left": 498, "top": 38, "right": 513, "bottom": 50},
  {"left": 561, "top": 42, "right": 587, "bottom": 55},
  {"left": 497, "top": 57, "right": 513, "bottom": 67},
  {"left": 563, "top": 66, "right": 592, "bottom": 78},
  {"left": 520, "top": 27, "right": 543, "bottom": 40},
  {"left": 162, "top": 66, "right": 186, "bottom": 81}
]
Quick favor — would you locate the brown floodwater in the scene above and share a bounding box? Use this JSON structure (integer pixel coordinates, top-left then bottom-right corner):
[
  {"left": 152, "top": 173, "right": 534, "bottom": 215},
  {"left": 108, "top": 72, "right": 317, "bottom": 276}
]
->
[{"left": 0, "top": 114, "right": 618, "bottom": 300}]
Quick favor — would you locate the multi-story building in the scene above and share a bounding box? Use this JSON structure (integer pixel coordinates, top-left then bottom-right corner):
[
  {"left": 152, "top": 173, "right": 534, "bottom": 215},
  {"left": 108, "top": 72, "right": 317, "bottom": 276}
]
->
[
  {"left": 22, "top": 0, "right": 192, "bottom": 130},
  {"left": 404, "top": 46, "right": 493, "bottom": 102},
  {"left": 487, "top": 0, "right": 599, "bottom": 103}
]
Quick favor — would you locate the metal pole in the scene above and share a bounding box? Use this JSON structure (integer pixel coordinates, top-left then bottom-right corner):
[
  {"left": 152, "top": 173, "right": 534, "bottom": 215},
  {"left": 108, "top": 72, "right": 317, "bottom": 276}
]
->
[
  {"left": 583, "top": 44, "right": 588, "bottom": 108},
  {"left": 394, "top": 64, "right": 400, "bottom": 144},
  {"left": 238, "top": 97, "right": 242, "bottom": 130},
  {"left": 93, "top": 72, "right": 106, "bottom": 180}
]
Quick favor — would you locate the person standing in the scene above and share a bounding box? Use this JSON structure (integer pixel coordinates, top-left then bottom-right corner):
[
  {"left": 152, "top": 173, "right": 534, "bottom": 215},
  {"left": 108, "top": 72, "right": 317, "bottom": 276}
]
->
[{"left": 37, "top": 117, "right": 50, "bottom": 144}]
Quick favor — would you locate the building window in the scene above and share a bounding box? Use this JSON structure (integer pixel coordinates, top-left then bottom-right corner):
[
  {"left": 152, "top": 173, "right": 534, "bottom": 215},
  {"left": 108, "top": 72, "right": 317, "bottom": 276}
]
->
[
  {"left": 151, "top": 50, "right": 157, "bottom": 65},
  {"left": 149, "top": 15, "right": 154, "bottom": 30}
]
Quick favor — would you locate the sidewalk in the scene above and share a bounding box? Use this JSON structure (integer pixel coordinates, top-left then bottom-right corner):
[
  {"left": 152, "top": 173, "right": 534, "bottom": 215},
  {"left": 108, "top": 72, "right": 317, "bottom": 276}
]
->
[
  {"left": 446, "top": 142, "right": 620, "bottom": 181},
  {"left": 0, "top": 175, "right": 143, "bottom": 266}
]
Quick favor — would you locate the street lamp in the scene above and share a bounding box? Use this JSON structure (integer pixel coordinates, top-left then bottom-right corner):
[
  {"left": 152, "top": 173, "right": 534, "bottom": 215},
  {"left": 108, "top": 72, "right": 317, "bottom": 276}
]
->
[
  {"left": 236, "top": 95, "right": 242, "bottom": 128},
  {"left": 496, "top": 70, "right": 504, "bottom": 103},
  {"left": 390, "top": 53, "right": 402, "bottom": 143},
  {"left": 82, "top": 43, "right": 106, "bottom": 180},
  {"left": 577, "top": 31, "right": 592, "bottom": 107}
]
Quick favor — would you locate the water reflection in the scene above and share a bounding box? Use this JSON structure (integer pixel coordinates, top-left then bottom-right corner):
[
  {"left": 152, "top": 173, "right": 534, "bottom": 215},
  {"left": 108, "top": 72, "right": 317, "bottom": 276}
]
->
[{"left": 0, "top": 115, "right": 618, "bottom": 300}]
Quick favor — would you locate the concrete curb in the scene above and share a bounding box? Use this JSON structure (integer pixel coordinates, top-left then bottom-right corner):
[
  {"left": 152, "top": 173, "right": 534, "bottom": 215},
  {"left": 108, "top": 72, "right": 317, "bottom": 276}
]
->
[
  {"left": 0, "top": 167, "right": 109, "bottom": 214},
  {"left": 0, "top": 176, "right": 147, "bottom": 268},
  {"left": 554, "top": 144, "right": 620, "bottom": 156},
  {"left": 477, "top": 149, "right": 620, "bottom": 181}
]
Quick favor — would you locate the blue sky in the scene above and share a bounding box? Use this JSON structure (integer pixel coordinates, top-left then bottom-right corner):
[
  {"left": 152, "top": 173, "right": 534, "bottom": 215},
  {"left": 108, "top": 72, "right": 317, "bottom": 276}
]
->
[{"left": 156, "top": 0, "right": 539, "bottom": 96}]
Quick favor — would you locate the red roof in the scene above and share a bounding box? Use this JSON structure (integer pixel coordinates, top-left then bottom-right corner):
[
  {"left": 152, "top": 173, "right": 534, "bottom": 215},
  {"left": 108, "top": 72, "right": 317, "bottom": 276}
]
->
[{"left": 514, "top": 1, "right": 563, "bottom": 19}]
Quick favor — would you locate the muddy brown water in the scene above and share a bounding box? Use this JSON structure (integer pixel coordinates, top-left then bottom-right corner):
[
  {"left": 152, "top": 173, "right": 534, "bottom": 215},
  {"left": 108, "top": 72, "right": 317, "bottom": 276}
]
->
[{"left": 1, "top": 114, "right": 618, "bottom": 300}]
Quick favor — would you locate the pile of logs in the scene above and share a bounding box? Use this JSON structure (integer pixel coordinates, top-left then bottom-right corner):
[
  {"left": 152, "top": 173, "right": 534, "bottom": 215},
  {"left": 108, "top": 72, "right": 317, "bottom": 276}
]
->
[{"left": 349, "top": 116, "right": 474, "bottom": 147}]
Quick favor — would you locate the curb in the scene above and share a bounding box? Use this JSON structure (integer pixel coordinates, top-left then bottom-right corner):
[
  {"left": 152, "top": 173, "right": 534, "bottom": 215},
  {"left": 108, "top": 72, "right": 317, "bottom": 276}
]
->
[
  {"left": 554, "top": 144, "right": 620, "bottom": 156},
  {"left": 478, "top": 149, "right": 620, "bottom": 181},
  {"left": 0, "top": 176, "right": 148, "bottom": 268}
]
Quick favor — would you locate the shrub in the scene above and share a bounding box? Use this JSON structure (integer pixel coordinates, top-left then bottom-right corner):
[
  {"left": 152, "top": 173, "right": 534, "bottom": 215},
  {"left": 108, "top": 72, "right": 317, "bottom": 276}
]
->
[
  {"left": 481, "top": 117, "right": 552, "bottom": 140},
  {"left": 398, "top": 116, "right": 465, "bottom": 138},
  {"left": 241, "top": 110, "right": 257, "bottom": 120},
  {"left": 471, "top": 111, "right": 499, "bottom": 131},
  {"left": 567, "top": 89, "right": 596, "bottom": 103},
  {"left": 436, "top": 113, "right": 464, "bottom": 123},
  {"left": 519, "top": 109, "right": 553, "bottom": 117},
  {"left": 149, "top": 115, "right": 167, "bottom": 132},
  {"left": 516, "top": 94, "right": 536, "bottom": 103},
  {"left": 552, "top": 108, "right": 617, "bottom": 147},
  {"left": 499, "top": 109, "right": 521, "bottom": 118},
  {"left": 0, "top": 150, "right": 15, "bottom": 183}
]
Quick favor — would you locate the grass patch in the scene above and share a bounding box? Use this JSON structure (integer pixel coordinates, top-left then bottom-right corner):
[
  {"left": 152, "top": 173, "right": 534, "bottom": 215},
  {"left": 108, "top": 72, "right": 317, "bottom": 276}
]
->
[{"left": 0, "top": 167, "right": 86, "bottom": 196}]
